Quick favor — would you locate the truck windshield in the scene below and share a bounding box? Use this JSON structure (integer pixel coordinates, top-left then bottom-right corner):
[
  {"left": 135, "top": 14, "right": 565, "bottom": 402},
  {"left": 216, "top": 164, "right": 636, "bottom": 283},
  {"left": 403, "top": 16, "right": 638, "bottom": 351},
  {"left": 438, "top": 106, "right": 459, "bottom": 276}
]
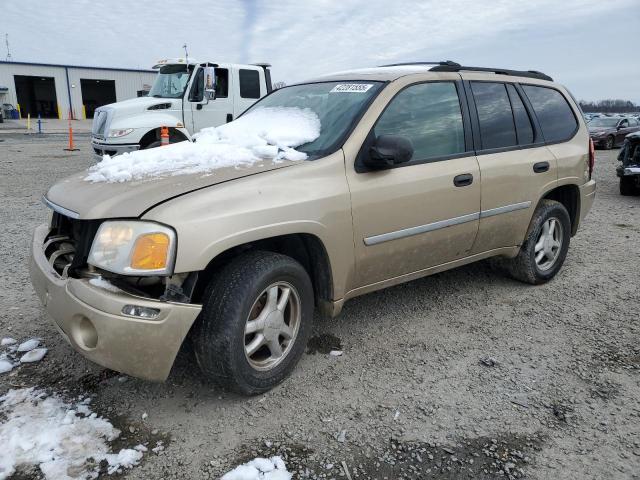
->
[
  {"left": 148, "top": 65, "right": 192, "bottom": 99},
  {"left": 244, "top": 81, "right": 383, "bottom": 157}
]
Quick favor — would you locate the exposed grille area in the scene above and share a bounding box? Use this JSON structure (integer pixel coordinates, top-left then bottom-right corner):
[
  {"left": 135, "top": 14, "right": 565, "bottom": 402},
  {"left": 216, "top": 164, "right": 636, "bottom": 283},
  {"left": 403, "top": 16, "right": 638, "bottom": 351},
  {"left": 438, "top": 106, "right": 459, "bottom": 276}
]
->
[{"left": 45, "top": 212, "right": 101, "bottom": 277}]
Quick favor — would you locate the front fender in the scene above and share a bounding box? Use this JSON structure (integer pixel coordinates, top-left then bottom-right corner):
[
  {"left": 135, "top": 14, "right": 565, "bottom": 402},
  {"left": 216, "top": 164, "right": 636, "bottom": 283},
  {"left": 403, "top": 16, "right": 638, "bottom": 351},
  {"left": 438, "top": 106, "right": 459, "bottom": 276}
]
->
[{"left": 142, "top": 152, "right": 356, "bottom": 300}]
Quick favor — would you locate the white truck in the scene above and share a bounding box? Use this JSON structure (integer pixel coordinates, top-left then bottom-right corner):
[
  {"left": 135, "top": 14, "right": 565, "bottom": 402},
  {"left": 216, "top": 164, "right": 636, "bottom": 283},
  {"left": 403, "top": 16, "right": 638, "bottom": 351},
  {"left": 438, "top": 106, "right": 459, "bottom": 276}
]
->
[{"left": 90, "top": 59, "right": 272, "bottom": 160}]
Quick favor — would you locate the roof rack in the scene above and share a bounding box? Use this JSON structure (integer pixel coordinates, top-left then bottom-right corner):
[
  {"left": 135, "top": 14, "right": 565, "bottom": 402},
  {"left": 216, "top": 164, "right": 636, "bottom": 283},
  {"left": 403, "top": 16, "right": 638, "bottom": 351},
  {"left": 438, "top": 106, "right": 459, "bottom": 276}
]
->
[
  {"left": 379, "top": 60, "right": 461, "bottom": 68},
  {"left": 428, "top": 64, "right": 553, "bottom": 81}
]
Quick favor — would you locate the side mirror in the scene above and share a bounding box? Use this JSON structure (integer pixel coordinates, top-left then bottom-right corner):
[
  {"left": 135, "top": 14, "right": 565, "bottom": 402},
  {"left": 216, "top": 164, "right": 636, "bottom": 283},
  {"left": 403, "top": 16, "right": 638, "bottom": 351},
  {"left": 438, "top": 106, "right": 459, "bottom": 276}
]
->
[
  {"left": 203, "top": 66, "right": 216, "bottom": 101},
  {"left": 365, "top": 135, "right": 414, "bottom": 169}
]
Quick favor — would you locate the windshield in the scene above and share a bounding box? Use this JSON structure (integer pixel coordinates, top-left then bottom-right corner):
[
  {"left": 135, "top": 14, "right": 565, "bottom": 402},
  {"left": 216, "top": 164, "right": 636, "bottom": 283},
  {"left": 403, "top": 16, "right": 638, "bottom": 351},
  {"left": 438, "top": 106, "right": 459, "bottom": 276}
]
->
[
  {"left": 589, "top": 118, "right": 619, "bottom": 128},
  {"left": 148, "top": 64, "right": 192, "bottom": 99},
  {"left": 244, "top": 81, "right": 383, "bottom": 157}
]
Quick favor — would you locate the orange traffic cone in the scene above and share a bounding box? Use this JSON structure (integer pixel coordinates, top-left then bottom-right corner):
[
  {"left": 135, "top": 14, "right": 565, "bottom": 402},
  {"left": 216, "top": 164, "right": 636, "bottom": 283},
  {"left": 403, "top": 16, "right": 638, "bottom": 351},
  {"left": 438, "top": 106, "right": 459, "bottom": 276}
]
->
[{"left": 160, "top": 126, "right": 170, "bottom": 146}]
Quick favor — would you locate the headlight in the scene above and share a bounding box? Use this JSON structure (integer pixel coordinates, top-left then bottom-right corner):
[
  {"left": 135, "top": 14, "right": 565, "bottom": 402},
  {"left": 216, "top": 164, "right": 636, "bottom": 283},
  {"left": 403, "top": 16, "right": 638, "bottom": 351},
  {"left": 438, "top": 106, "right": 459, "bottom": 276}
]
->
[
  {"left": 108, "top": 128, "right": 134, "bottom": 138},
  {"left": 88, "top": 221, "right": 176, "bottom": 276}
]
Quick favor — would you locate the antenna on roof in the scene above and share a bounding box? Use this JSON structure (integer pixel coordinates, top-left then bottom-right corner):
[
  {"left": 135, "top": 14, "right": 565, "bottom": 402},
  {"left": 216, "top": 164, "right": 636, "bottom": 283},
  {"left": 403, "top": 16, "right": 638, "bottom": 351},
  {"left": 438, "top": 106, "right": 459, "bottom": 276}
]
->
[
  {"left": 182, "top": 43, "right": 189, "bottom": 65},
  {"left": 5, "top": 34, "right": 12, "bottom": 61}
]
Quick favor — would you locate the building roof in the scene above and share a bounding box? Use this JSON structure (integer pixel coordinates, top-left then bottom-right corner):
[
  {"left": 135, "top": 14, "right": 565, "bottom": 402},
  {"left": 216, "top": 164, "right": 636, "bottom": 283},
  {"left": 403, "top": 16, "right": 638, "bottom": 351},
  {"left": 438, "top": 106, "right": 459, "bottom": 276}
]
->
[{"left": 0, "top": 60, "right": 155, "bottom": 73}]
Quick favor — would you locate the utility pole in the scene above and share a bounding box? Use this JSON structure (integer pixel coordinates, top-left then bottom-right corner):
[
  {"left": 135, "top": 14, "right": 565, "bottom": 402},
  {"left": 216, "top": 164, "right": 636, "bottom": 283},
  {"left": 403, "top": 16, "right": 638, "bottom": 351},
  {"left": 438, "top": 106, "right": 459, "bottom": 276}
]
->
[{"left": 5, "top": 34, "right": 12, "bottom": 61}]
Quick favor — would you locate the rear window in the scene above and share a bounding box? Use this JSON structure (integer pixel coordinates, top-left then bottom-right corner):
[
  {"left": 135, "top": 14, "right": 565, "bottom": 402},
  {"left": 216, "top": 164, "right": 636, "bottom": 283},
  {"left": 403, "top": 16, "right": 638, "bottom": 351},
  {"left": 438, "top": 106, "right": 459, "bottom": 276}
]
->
[
  {"left": 239, "top": 69, "right": 261, "bottom": 99},
  {"left": 522, "top": 85, "right": 578, "bottom": 143},
  {"left": 470, "top": 82, "right": 517, "bottom": 150}
]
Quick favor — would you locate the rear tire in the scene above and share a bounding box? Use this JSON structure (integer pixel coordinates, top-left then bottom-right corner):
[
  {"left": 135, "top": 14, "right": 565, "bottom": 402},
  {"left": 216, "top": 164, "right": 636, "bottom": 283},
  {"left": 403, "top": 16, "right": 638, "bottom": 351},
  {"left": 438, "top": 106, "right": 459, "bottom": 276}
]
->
[
  {"left": 620, "top": 176, "right": 640, "bottom": 196},
  {"left": 191, "top": 251, "right": 314, "bottom": 395},
  {"left": 506, "top": 200, "right": 571, "bottom": 285}
]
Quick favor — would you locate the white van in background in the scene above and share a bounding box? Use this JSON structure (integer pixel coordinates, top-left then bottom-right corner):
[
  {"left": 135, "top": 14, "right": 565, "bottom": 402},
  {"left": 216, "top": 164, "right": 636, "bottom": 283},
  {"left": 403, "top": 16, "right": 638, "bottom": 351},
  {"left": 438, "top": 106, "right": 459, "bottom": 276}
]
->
[{"left": 90, "top": 59, "right": 272, "bottom": 160}]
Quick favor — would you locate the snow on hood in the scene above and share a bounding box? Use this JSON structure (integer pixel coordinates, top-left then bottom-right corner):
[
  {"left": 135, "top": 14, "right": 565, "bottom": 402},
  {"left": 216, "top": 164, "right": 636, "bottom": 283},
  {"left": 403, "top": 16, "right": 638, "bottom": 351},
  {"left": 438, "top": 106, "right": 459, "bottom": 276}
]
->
[{"left": 85, "top": 107, "right": 321, "bottom": 183}]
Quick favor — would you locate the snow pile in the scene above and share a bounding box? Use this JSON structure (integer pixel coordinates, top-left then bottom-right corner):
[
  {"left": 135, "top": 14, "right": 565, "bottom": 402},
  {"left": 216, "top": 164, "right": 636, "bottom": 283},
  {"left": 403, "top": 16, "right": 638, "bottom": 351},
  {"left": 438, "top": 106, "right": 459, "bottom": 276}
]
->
[
  {"left": 85, "top": 107, "right": 321, "bottom": 183},
  {"left": 0, "top": 337, "right": 47, "bottom": 374},
  {"left": 88, "top": 277, "right": 121, "bottom": 293},
  {"left": 0, "top": 388, "right": 144, "bottom": 479},
  {"left": 221, "top": 456, "right": 292, "bottom": 480}
]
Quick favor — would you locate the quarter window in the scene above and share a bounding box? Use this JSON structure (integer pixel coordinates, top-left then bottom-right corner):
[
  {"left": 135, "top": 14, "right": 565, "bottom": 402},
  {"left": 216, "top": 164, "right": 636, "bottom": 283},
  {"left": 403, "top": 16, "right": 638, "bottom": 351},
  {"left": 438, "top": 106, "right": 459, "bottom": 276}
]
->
[
  {"left": 374, "top": 82, "right": 466, "bottom": 163},
  {"left": 522, "top": 85, "right": 577, "bottom": 143},
  {"left": 470, "top": 82, "right": 517, "bottom": 150},
  {"left": 239, "top": 69, "right": 261, "bottom": 99},
  {"left": 506, "top": 84, "right": 534, "bottom": 144}
]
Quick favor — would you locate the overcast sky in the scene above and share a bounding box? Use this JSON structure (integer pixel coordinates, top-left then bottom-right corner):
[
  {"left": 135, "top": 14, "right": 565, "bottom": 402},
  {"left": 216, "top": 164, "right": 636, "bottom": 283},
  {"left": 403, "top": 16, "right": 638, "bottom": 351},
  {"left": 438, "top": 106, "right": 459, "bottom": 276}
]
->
[{"left": 4, "top": 0, "right": 639, "bottom": 102}]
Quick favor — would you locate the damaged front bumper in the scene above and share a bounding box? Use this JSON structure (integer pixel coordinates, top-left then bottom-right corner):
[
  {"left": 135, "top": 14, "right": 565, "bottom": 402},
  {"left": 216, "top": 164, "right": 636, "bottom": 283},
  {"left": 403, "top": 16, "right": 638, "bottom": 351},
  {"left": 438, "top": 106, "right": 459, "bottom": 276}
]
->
[{"left": 29, "top": 224, "right": 202, "bottom": 381}]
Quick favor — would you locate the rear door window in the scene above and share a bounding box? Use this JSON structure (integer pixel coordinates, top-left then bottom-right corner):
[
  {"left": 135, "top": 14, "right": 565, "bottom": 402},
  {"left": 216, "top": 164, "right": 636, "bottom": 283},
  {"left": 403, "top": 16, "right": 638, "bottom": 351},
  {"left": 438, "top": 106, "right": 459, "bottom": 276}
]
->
[
  {"left": 374, "top": 82, "right": 466, "bottom": 163},
  {"left": 506, "top": 84, "right": 534, "bottom": 145},
  {"left": 522, "top": 85, "right": 578, "bottom": 143},
  {"left": 470, "top": 82, "right": 517, "bottom": 150},
  {"left": 239, "top": 69, "right": 261, "bottom": 99}
]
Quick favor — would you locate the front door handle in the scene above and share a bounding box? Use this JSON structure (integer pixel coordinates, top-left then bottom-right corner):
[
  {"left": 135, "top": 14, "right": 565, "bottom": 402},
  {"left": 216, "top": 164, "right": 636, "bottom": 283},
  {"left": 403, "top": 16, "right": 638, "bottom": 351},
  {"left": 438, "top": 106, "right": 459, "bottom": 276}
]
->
[
  {"left": 533, "top": 161, "right": 550, "bottom": 173},
  {"left": 453, "top": 173, "right": 473, "bottom": 187}
]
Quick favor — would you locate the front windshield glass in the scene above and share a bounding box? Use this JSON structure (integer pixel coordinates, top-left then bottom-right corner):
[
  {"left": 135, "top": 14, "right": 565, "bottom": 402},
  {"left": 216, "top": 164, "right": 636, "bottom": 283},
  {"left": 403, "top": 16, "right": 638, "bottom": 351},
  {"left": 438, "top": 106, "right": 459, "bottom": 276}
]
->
[
  {"left": 244, "top": 81, "right": 383, "bottom": 157},
  {"left": 589, "top": 117, "right": 619, "bottom": 128},
  {"left": 148, "top": 65, "right": 192, "bottom": 99}
]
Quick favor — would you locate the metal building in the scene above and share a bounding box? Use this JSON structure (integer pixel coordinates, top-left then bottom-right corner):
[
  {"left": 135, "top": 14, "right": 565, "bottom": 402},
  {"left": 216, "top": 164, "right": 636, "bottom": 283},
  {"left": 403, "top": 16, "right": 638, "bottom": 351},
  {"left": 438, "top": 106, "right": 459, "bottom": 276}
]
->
[{"left": 0, "top": 61, "right": 156, "bottom": 119}]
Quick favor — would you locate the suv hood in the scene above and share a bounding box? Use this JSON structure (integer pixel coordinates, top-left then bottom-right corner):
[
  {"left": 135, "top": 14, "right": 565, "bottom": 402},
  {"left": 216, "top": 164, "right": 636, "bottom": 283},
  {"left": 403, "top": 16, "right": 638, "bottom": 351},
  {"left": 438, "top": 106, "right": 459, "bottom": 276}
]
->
[{"left": 45, "top": 160, "right": 296, "bottom": 220}]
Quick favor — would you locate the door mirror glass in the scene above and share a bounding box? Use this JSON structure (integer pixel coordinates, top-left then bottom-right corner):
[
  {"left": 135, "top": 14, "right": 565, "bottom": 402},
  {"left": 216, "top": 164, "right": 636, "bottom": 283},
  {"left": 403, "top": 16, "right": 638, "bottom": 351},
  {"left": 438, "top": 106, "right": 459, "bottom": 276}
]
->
[
  {"left": 203, "top": 66, "right": 217, "bottom": 100},
  {"left": 365, "top": 135, "right": 414, "bottom": 169}
]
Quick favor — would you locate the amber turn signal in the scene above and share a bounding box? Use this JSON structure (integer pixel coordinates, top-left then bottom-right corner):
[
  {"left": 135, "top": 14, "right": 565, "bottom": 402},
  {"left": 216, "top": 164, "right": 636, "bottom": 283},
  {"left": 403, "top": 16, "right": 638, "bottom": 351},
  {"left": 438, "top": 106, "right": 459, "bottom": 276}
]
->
[{"left": 130, "top": 233, "right": 170, "bottom": 270}]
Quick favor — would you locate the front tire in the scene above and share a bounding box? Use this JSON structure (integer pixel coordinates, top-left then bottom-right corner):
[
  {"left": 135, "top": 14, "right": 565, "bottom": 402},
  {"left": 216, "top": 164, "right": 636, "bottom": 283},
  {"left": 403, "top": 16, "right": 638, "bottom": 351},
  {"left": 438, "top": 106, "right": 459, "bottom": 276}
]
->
[
  {"left": 192, "top": 251, "right": 314, "bottom": 395},
  {"left": 506, "top": 200, "right": 571, "bottom": 285},
  {"left": 605, "top": 135, "right": 615, "bottom": 150}
]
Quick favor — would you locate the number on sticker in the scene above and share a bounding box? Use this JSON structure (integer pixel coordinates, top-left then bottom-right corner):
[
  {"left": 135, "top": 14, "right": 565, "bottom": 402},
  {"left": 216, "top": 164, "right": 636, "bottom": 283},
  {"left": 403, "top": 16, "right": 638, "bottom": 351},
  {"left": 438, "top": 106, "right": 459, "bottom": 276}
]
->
[{"left": 330, "top": 84, "right": 374, "bottom": 93}]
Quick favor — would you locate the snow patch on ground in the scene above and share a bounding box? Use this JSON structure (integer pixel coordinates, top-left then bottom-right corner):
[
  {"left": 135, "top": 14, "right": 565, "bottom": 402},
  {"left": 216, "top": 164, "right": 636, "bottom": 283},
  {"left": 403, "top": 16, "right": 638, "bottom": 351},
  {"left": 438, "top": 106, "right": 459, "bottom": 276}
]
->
[
  {"left": 0, "top": 388, "right": 144, "bottom": 479},
  {"left": 16, "top": 338, "right": 40, "bottom": 352},
  {"left": 19, "top": 348, "right": 48, "bottom": 363},
  {"left": 1, "top": 338, "right": 16, "bottom": 346},
  {"left": 84, "top": 107, "right": 321, "bottom": 183},
  {"left": 0, "top": 358, "right": 13, "bottom": 374},
  {"left": 88, "top": 277, "right": 121, "bottom": 293},
  {"left": 221, "top": 456, "right": 292, "bottom": 480}
]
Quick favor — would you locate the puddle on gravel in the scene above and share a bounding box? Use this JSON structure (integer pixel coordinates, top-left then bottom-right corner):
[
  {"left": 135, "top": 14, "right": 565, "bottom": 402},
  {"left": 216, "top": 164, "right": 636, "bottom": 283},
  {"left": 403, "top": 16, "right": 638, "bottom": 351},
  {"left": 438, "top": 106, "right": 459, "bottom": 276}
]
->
[
  {"left": 306, "top": 333, "right": 342, "bottom": 354},
  {"left": 216, "top": 433, "right": 544, "bottom": 479}
]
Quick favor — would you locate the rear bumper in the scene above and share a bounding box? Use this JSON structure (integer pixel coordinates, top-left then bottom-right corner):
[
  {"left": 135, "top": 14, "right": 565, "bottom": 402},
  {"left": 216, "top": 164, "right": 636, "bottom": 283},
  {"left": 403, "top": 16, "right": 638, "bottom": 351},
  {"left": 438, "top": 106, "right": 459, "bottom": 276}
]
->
[
  {"left": 91, "top": 138, "right": 139, "bottom": 161},
  {"left": 29, "top": 224, "right": 201, "bottom": 381},
  {"left": 617, "top": 165, "right": 640, "bottom": 177},
  {"left": 579, "top": 179, "right": 596, "bottom": 225}
]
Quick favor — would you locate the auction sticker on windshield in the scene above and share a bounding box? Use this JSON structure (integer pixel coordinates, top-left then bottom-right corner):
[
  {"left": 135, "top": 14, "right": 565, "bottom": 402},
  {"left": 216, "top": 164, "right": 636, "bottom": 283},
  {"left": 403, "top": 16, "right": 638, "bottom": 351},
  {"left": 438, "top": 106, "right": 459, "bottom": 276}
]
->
[{"left": 330, "top": 84, "right": 374, "bottom": 93}]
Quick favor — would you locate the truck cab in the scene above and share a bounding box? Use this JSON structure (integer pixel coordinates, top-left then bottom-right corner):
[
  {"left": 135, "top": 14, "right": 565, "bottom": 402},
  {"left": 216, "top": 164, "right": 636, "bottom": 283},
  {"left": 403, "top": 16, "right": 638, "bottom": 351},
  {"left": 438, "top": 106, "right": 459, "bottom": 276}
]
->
[{"left": 91, "top": 59, "right": 272, "bottom": 160}]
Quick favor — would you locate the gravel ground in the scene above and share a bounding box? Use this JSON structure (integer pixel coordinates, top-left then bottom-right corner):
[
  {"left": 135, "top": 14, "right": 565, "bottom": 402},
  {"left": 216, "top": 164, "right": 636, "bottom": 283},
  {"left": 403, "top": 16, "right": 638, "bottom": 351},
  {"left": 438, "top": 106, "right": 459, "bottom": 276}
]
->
[{"left": 0, "top": 133, "right": 639, "bottom": 479}]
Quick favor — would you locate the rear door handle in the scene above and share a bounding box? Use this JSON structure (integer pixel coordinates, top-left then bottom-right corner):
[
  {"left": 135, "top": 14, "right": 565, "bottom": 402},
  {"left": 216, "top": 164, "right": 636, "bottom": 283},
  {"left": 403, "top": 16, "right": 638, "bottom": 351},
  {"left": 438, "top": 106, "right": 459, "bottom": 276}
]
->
[
  {"left": 533, "top": 161, "right": 550, "bottom": 173},
  {"left": 453, "top": 173, "right": 473, "bottom": 187}
]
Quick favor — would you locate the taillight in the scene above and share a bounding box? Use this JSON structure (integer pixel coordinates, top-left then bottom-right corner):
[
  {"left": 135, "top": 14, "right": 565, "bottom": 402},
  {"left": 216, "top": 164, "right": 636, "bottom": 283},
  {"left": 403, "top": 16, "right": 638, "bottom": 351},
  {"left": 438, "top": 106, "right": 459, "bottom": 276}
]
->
[{"left": 588, "top": 138, "right": 595, "bottom": 179}]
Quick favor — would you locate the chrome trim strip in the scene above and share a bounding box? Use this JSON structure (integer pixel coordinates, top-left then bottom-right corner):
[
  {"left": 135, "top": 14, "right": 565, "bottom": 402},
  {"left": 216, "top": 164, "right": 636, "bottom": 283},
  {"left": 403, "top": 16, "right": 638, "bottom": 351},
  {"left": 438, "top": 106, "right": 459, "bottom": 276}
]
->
[
  {"left": 364, "top": 212, "right": 480, "bottom": 246},
  {"left": 363, "top": 201, "right": 533, "bottom": 246},
  {"left": 479, "top": 201, "right": 531, "bottom": 219},
  {"left": 42, "top": 196, "right": 80, "bottom": 219}
]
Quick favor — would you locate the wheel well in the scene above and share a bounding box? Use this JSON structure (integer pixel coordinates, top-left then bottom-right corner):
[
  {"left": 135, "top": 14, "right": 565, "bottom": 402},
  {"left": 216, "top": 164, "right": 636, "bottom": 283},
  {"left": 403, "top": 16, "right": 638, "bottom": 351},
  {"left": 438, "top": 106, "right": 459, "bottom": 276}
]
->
[
  {"left": 192, "top": 234, "right": 333, "bottom": 308},
  {"left": 139, "top": 127, "right": 188, "bottom": 149},
  {"left": 542, "top": 185, "right": 580, "bottom": 236}
]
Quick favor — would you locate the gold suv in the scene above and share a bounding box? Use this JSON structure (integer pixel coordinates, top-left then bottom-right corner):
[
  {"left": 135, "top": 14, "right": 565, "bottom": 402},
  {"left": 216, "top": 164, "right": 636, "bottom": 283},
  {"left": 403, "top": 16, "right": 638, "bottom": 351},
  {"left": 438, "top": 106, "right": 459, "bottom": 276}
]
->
[{"left": 30, "top": 62, "right": 596, "bottom": 394}]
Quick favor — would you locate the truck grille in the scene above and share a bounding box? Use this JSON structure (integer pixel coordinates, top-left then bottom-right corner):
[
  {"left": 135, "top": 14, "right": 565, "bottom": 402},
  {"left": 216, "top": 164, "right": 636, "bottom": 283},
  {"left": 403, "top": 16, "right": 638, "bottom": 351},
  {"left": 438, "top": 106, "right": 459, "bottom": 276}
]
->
[
  {"left": 91, "top": 109, "right": 110, "bottom": 139},
  {"left": 45, "top": 213, "right": 101, "bottom": 277}
]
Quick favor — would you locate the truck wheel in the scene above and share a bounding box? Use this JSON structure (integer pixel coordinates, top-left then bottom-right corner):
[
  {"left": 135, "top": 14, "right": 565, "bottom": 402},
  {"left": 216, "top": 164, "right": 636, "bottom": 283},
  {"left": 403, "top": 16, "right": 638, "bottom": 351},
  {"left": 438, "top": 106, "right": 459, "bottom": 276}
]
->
[
  {"left": 605, "top": 135, "right": 615, "bottom": 150},
  {"left": 620, "top": 176, "right": 639, "bottom": 196},
  {"left": 192, "top": 251, "right": 314, "bottom": 395},
  {"left": 506, "top": 200, "right": 571, "bottom": 285}
]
